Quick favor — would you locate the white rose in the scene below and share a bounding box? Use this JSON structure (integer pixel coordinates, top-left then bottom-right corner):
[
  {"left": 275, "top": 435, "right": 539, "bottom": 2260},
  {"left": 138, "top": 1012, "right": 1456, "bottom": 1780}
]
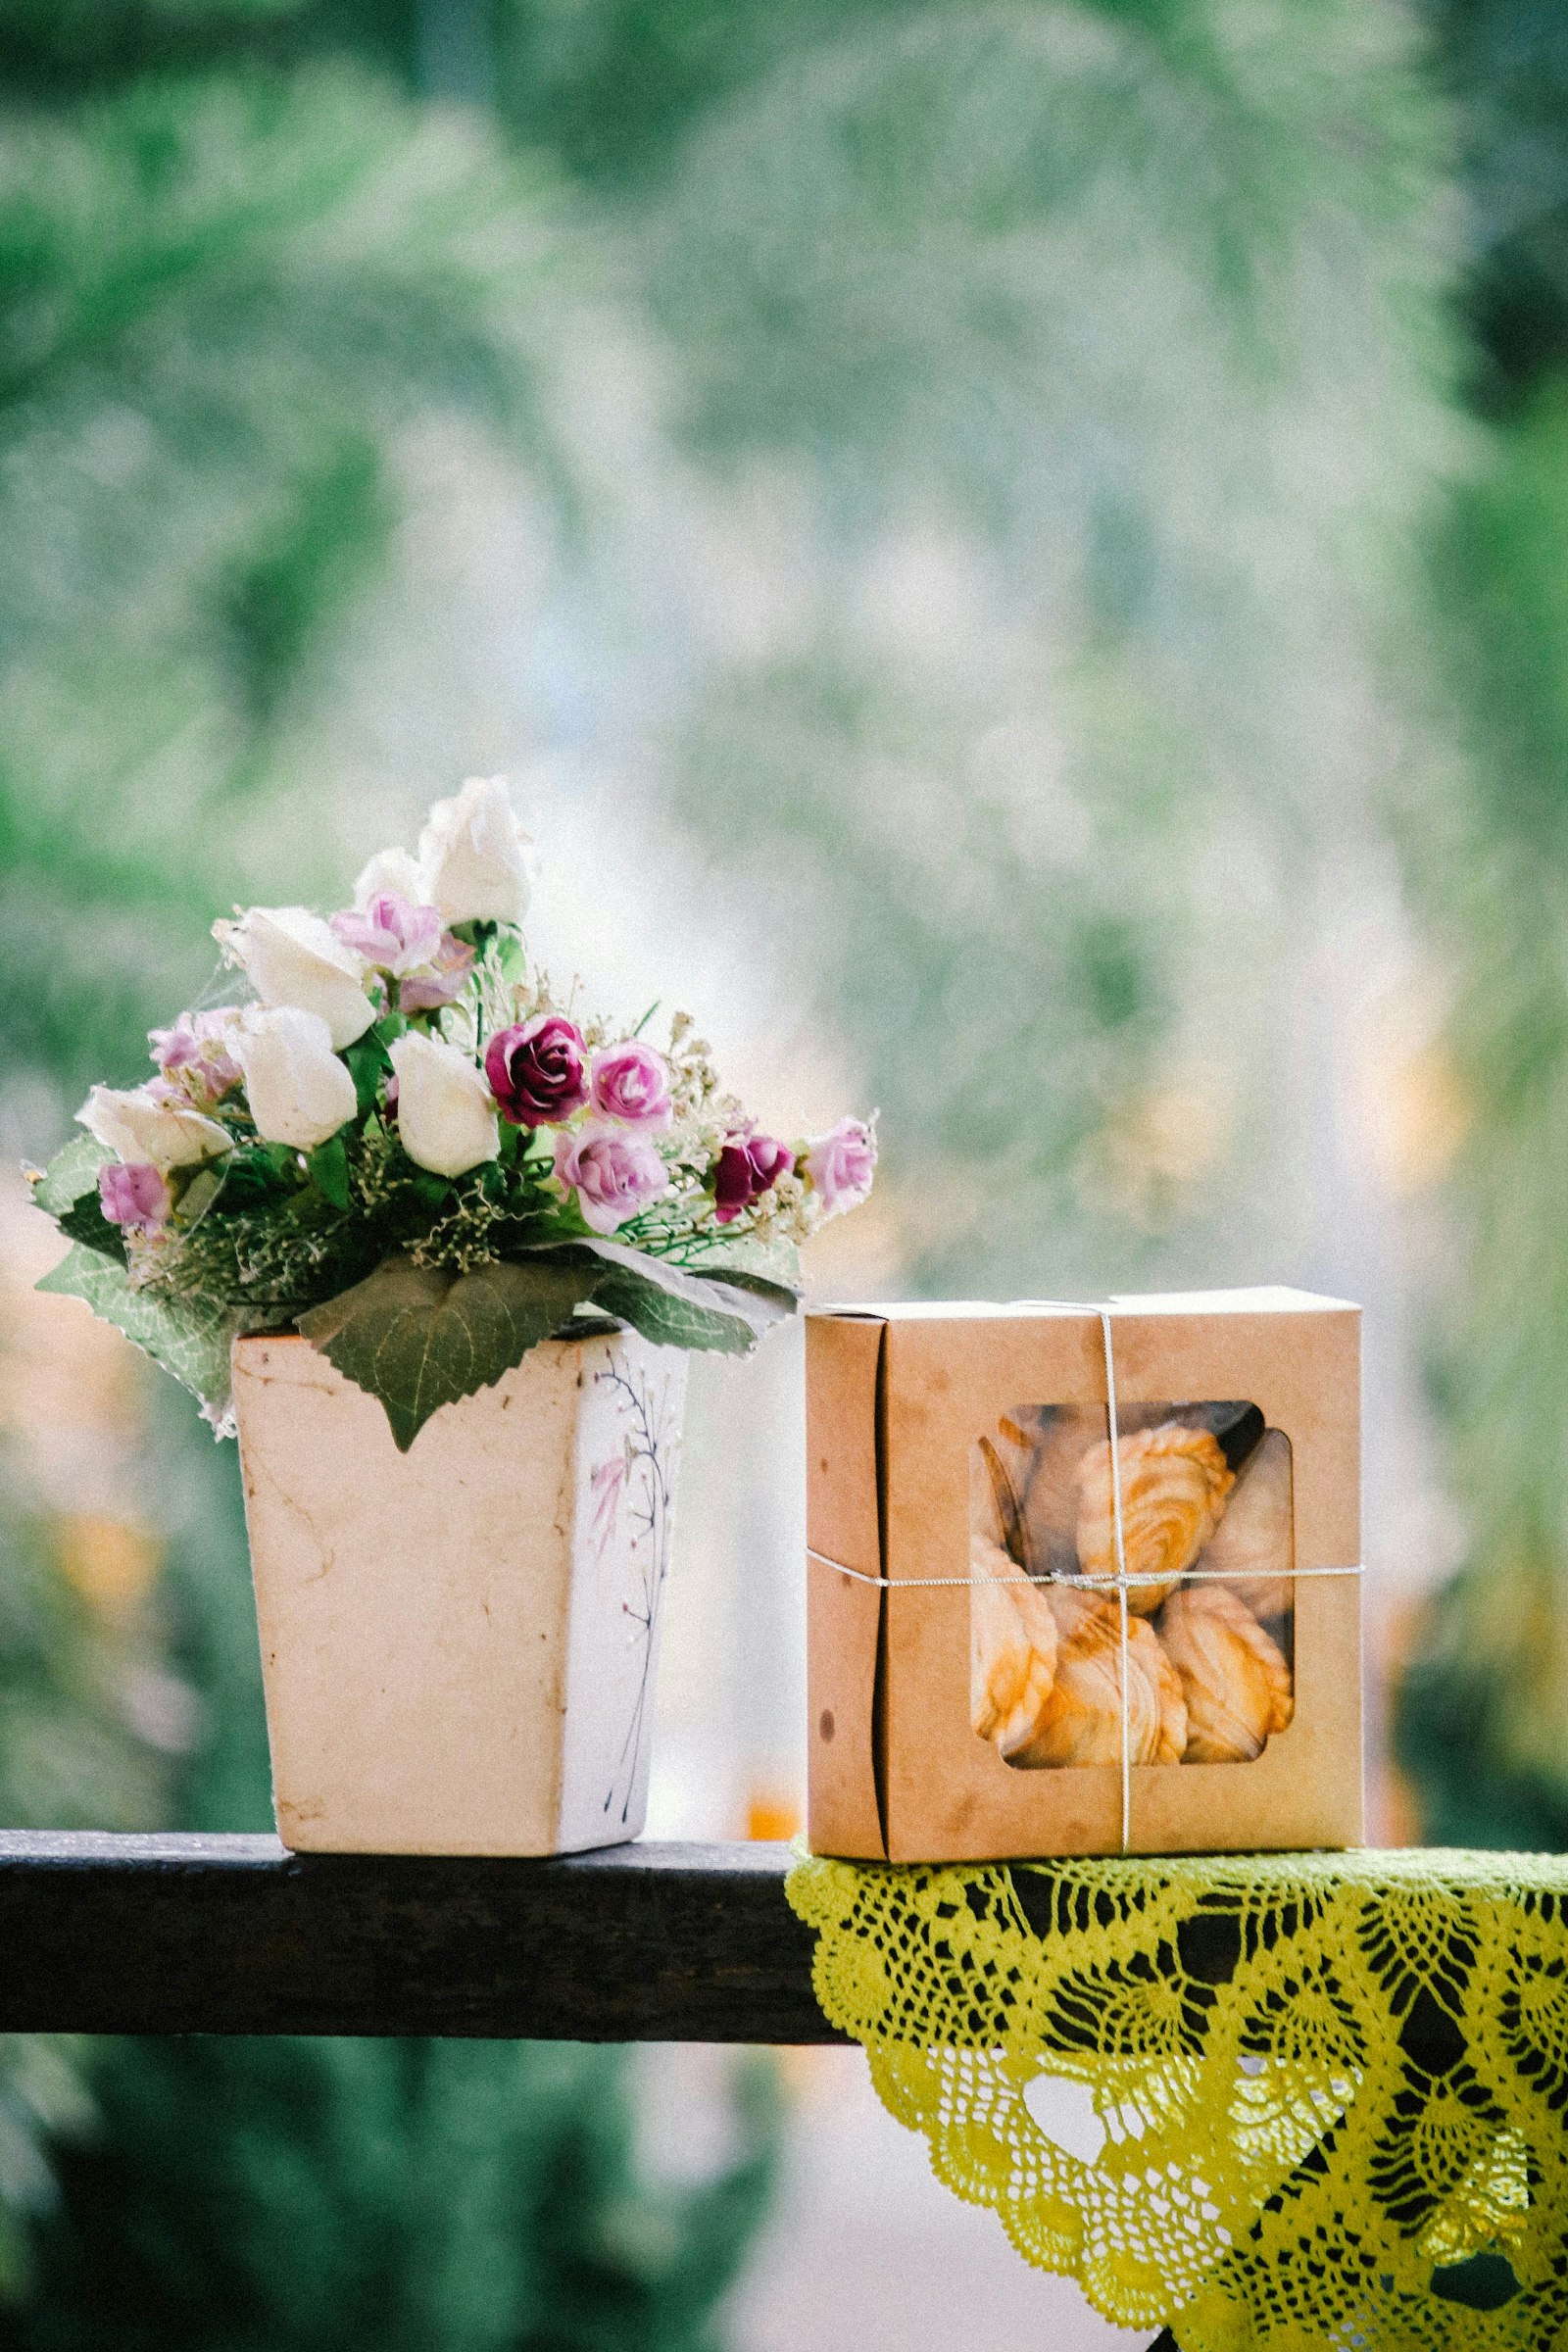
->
[
  {"left": 77, "top": 1085, "right": 230, "bottom": 1175},
  {"left": 215, "top": 905, "right": 376, "bottom": 1050},
  {"left": 353, "top": 846, "right": 423, "bottom": 908},
  {"left": 416, "top": 777, "right": 531, "bottom": 924},
  {"left": 233, "top": 1006, "right": 358, "bottom": 1151},
  {"left": 388, "top": 1031, "right": 499, "bottom": 1178}
]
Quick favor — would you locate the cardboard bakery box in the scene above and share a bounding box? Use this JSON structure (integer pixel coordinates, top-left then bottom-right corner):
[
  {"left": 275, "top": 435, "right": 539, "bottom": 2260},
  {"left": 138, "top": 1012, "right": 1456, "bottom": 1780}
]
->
[{"left": 806, "top": 1289, "right": 1362, "bottom": 1861}]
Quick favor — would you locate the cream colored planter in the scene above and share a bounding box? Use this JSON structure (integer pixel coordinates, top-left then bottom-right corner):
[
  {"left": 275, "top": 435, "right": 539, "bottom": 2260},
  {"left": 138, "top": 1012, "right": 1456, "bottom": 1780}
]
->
[{"left": 231, "top": 1327, "right": 686, "bottom": 1855}]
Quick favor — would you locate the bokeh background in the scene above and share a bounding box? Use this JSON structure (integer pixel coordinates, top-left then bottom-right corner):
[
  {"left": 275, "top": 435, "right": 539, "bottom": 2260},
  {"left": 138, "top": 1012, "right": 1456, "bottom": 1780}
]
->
[{"left": 1, "top": 1, "right": 1566, "bottom": 2344}]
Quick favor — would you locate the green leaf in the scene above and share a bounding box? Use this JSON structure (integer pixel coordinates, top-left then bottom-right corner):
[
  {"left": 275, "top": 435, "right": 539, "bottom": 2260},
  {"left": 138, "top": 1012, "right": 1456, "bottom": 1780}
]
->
[
  {"left": 571, "top": 1236, "right": 797, "bottom": 1341},
  {"left": 684, "top": 1232, "right": 804, "bottom": 1295},
  {"left": 685, "top": 1265, "right": 801, "bottom": 1314},
  {"left": 591, "top": 1265, "right": 758, "bottom": 1356},
  {"left": 36, "top": 1246, "right": 255, "bottom": 1425},
  {"left": 297, "top": 1253, "right": 598, "bottom": 1452},
  {"left": 31, "top": 1133, "right": 113, "bottom": 1215},
  {"left": 55, "top": 1190, "right": 128, "bottom": 1266},
  {"left": 211, "top": 1145, "right": 298, "bottom": 1212},
  {"left": 344, "top": 1035, "right": 390, "bottom": 1116},
  {"left": 306, "top": 1135, "right": 351, "bottom": 1210},
  {"left": 177, "top": 1165, "right": 226, "bottom": 1225}
]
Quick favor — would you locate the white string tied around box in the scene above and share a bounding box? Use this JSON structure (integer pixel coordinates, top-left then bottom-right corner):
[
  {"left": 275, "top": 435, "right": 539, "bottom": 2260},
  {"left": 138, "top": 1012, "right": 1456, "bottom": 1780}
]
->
[{"left": 806, "top": 1300, "right": 1363, "bottom": 1853}]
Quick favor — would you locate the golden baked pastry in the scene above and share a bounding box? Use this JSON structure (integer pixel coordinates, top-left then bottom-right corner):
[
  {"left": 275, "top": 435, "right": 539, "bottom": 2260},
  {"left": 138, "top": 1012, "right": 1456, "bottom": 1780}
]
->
[
  {"left": 1193, "top": 1428, "right": 1294, "bottom": 1621},
  {"left": 1075, "top": 1422, "right": 1236, "bottom": 1614},
  {"left": 1006, "top": 1584, "right": 1187, "bottom": 1768},
  {"left": 1005, "top": 1405, "right": 1114, "bottom": 1579},
  {"left": 970, "top": 1530, "right": 1059, "bottom": 1756},
  {"left": 1157, "top": 1582, "right": 1294, "bottom": 1762}
]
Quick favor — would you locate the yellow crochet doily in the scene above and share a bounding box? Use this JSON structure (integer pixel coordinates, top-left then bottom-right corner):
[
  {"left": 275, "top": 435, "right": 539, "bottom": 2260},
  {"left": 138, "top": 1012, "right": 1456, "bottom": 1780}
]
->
[{"left": 785, "top": 1847, "right": 1568, "bottom": 2350}]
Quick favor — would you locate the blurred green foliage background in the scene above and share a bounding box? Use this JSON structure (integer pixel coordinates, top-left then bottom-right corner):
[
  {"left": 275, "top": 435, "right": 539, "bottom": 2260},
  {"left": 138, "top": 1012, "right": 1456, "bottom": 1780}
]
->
[{"left": 0, "top": 0, "right": 1566, "bottom": 2340}]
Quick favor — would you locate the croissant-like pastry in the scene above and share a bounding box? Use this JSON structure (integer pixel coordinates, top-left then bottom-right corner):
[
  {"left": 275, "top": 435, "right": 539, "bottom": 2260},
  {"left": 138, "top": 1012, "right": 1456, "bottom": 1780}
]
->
[
  {"left": 1006, "top": 1585, "right": 1187, "bottom": 1767},
  {"left": 1192, "top": 1428, "right": 1294, "bottom": 1621},
  {"left": 970, "top": 1531, "right": 1059, "bottom": 1755},
  {"left": 999, "top": 1405, "right": 1114, "bottom": 1580},
  {"left": 1075, "top": 1422, "right": 1235, "bottom": 1614},
  {"left": 1157, "top": 1583, "right": 1294, "bottom": 1762}
]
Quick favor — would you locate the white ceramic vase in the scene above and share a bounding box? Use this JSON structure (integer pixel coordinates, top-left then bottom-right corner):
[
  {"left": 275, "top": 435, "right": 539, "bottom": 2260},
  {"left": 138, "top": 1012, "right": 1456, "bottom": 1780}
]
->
[{"left": 230, "top": 1326, "right": 686, "bottom": 1855}]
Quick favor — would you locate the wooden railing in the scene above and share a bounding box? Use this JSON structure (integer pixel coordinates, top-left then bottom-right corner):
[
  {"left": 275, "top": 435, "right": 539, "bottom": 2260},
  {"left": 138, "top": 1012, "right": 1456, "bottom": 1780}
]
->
[{"left": 0, "top": 1833, "right": 837, "bottom": 2041}]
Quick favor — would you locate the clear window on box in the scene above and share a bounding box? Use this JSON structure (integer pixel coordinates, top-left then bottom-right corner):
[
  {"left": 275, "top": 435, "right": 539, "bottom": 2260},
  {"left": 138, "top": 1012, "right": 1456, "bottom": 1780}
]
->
[{"left": 970, "top": 1402, "right": 1295, "bottom": 1769}]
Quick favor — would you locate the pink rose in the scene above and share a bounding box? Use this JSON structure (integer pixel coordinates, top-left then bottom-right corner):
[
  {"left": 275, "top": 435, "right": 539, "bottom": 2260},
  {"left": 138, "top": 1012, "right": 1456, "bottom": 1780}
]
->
[
  {"left": 329, "top": 894, "right": 473, "bottom": 1016},
  {"left": 98, "top": 1161, "right": 172, "bottom": 1236},
  {"left": 804, "top": 1116, "right": 876, "bottom": 1218},
  {"left": 590, "top": 1041, "right": 673, "bottom": 1127},
  {"left": 332, "top": 892, "right": 442, "bottom": 970},
  {"left": 485, "top": 1014, "right": 589, "bottom": 1127},
  {"left": 148, "top": 1009, "right": 243, "bottom": 1102},
  {"left": 396, "top": 934, "right": 476, "bottom": 1015},
  {"left": 555, "top": 1122, "right": 669, "bottom": 1235},
  {"left": 712, "top": 1131, "right": 794, "bottom": 1224}
]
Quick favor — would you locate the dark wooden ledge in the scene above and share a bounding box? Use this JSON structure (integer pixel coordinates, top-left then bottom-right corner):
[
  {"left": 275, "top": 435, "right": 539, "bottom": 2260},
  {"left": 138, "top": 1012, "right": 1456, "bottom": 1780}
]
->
[
  {"left": 0, "top": 1833, "right": 842, "bottom": 2042},
  {"left": 0, "top": 1833, "right": 1487, "bottom": 2063}
]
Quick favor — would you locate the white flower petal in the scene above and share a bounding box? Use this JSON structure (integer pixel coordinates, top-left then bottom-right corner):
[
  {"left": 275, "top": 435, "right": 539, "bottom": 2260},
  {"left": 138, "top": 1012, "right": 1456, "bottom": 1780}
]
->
[
  {"left": 77, "top": 1085, "right": 230, "bottom": 1176},
  {"left": 233, "top": 1006, "right": 357, "bottom": 1151},
  {"left": 416, "top": 776, "right": 532, "bottom": 925},
  {"left": 388, "top": 1031, "right": 499, "bottom": 1178},
  {"left": 217, "top": 905, "right": 376, "bottom": 1050},
  {"left": 353, "top": 846, "right": 423, "bottom": 908}
]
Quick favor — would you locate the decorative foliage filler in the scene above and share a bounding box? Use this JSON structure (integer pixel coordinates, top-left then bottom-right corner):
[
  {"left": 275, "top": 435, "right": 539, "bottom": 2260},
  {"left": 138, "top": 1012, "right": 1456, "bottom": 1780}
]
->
[{"left": 28, "top": 779, "right": 874, "bottom": 1448}]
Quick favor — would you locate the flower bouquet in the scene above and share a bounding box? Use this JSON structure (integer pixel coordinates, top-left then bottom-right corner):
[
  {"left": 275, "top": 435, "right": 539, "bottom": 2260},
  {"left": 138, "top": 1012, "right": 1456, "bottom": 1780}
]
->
[
  {"left": 29, "top": 776, "right": 874, "bottom": 1450},
  {"left": 27, "top": 779, "right": 875, "bottom": 1854}
]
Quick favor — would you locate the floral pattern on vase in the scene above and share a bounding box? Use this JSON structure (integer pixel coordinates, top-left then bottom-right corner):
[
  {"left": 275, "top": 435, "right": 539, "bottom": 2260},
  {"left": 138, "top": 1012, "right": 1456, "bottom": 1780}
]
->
[{"left": 557, "top": 1339, "right": 687, "bottom": 1846}]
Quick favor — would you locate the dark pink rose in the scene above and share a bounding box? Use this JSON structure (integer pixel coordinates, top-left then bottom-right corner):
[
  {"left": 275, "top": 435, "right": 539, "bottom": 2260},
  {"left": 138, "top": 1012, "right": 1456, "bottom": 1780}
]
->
[
  {"left": 555, "top": 1122, "right": 668, "bottom": 1234},
  {"left": 590, "top": 1041, "right": 673, "bottom": 1127},
  {"left": 99, "top": 1161, "right": 172, "bottom": 1236},
  {"left": 804, "top": 1116, "right": 876, "bottom": 1217},
  {"left": 712, "top": 1131, "right": 794, "bottom": 1224},
  {"left": 484, "top": 1014, "right": 589, "bottom": 1127}
]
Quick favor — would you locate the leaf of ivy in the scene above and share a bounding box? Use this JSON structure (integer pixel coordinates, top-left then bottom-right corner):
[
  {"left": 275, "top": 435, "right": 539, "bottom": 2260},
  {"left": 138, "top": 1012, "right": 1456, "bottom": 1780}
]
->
[
  {"left": 36, "top": 1245, "right": 255, "bottom": 1422},
  {"left": 32, "top": 1133, "right": 113, "bottom": 1215},
  {"left": 297, "top": 1253, "right": 599, "bottom": 1452}
]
